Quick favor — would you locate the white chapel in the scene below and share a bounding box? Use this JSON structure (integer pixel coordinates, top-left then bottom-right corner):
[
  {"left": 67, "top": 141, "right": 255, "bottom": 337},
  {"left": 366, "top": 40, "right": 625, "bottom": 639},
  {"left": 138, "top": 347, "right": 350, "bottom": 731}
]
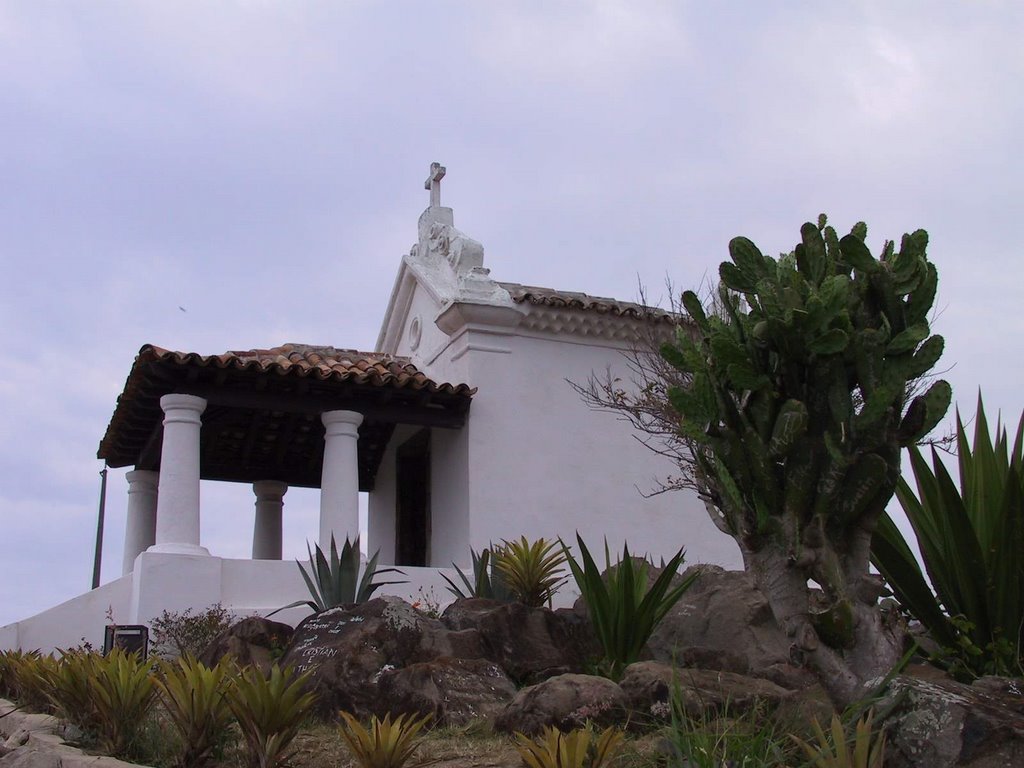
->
[{"left": 0, "top": 165, "right": 740, "bottom": 652}]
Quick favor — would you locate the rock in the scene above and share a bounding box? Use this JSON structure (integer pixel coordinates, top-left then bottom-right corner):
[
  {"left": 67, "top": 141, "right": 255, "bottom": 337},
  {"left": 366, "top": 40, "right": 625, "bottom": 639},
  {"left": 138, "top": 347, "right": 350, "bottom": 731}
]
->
[
  {"left": 376, "top": 657, "right": 516, "bottom": 727},
  {"left": 280, "top": 596, "right": 486, "bottom": 717},
  {"left": 878, "top": 674, "right": 1024, "bottom": 767},
  {"left": 0, "top": 748, "right": 61, "bottom": 768},
  {"left": 199, "top": 616, "right": 294, "bottom": 675},
  {"left": 441, "top": 598, "right": 595, "bottom": 684},
  {"left": 618, "top": 661, "right": 791, "bottom": 723},
  {"left": 494, "top": 673, "right": 628, "bottom": 736},
  {"left": 647, "top": 566, "right": 816, "bottom": 691},
  {"left": 1, "top": 732, "right": 28, "bottom": 751}
]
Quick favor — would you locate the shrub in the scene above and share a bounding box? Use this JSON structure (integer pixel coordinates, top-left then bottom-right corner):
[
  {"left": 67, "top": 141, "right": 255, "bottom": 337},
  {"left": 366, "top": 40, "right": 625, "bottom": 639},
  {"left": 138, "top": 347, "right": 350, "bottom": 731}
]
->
[
  {"left": 273, "top": 535, "right": 404, "bottom": 615},
  {"left": 492, "top": 537, "right": 567, "bottom": 607},
  {"left": 10, "top": 652, "right": 57, "bottom": 712},
  {"left": 150, "top": 603, "right": 234, "bottom": 659},
  {"left": 514, "top": 724, "right": 624, "bottom": 768},
  {"left": 88, "top": 648, "right": 157, "bottom": 756},
  {"left": 46, "top": 650, "right": 102, "bottom": 735},
  {"left": 442, "top": 546, "right": 515, "bottom": 602},
  {"left": 338, "top": 711, "right": 432, "bottom": 768},
  {"left": 666, "top": 699, "right": 796, "bottom": 768},
  {"left": 791, "top": 709, "right": 886, "bottom": 768},
  {"left": 227, "top": 663, "right": 316, "bottom": 768},
  {"left": 155, "top": 654, "right": 237, "bottom": 768},
  {"left": 872, "top": 395, "right": 1024, "bottom": 679},
  {"left": 563, "top": 535, "right": 698, "bottom": 680}
]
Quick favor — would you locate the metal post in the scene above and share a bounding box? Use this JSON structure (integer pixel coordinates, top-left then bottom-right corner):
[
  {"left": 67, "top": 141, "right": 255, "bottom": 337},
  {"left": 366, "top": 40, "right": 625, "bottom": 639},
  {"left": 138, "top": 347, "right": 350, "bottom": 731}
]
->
[{"left": 92, "top": 466, "right": 108, "bottom": 589}]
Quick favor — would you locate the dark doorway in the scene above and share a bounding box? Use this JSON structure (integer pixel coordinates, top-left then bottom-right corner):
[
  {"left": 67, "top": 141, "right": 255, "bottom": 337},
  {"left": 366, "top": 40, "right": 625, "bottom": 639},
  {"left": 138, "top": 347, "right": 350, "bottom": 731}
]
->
[{"left": 395, "top": 430, "right": 430, "bottom": 566}]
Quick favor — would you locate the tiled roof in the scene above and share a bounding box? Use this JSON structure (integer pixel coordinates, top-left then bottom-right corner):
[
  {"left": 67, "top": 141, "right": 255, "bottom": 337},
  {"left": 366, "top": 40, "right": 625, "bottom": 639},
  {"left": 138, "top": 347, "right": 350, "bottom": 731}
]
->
[
  {"left": 130, "top": 343, "right": 474, "bottom": 396},
  {"left": 499, "top": 282, "right": 678, "bottom": 324}
]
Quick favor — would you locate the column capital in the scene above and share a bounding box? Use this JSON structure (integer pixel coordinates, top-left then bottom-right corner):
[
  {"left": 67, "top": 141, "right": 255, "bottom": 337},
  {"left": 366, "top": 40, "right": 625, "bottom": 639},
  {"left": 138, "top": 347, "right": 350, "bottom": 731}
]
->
[
  {"left": 160, "top": 393, "right": 207, "bottom": 417},
  {"left": 253, "top": 480, "right": 288, "bottom": 501},
  {"left": 126, "top": 469, "right": 159, "bottom": 490},
  {"left": 322, "top": 409, "right": 363, "bottom": 435}
]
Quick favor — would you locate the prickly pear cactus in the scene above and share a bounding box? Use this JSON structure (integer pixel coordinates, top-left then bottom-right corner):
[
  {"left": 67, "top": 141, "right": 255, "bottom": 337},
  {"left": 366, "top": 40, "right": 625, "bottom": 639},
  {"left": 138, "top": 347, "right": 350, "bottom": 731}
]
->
[{"left": 662, "top": 215, "right": 950, "bottom": 705}]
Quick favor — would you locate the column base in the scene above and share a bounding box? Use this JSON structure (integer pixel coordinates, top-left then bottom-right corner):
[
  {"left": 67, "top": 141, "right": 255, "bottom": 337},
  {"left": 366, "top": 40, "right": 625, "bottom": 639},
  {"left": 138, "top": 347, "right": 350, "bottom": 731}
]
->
[{"left": 147, "top": 543, "right": 211, "bottom": 556}]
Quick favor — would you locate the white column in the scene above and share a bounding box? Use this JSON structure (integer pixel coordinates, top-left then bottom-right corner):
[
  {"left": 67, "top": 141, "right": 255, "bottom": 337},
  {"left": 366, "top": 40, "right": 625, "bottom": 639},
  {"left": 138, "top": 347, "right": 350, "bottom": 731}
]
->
[
  {"left": 252, "top": 480, "right": 287, "bottom": 560},
  {"left": 319, "top": 410, "right": 363, "bottom": 552},
  {"left": 150, "top": 394, "right": 210, "bottom": 556},
  {"left": 122, "top": 469, "right": 159, "bottom": 574}
]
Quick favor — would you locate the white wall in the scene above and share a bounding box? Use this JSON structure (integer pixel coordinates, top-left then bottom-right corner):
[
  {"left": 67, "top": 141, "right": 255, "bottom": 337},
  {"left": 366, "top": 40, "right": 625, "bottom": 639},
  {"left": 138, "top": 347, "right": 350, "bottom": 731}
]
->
[{"left": 0, "top": 553, "right": 467, "bottom": 654}]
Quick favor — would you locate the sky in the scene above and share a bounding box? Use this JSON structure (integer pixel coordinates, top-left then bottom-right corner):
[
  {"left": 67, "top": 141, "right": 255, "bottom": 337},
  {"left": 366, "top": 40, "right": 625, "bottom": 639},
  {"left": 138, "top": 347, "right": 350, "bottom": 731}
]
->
[{"left": 1, "top": 1, "right": 1022, "bottom": 628}]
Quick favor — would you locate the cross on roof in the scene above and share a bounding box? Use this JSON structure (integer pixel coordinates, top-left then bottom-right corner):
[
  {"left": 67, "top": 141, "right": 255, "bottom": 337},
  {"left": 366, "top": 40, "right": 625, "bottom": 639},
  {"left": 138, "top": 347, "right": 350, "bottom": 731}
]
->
[{"left": 424, "top": 162, "right": 446, "bottom": 207}]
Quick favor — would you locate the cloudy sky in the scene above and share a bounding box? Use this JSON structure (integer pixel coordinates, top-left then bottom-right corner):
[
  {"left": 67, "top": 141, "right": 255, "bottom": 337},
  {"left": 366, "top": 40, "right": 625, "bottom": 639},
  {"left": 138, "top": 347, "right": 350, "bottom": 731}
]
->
[{"left": 1, "top": 2, "right": 1021, "bottom": 628}]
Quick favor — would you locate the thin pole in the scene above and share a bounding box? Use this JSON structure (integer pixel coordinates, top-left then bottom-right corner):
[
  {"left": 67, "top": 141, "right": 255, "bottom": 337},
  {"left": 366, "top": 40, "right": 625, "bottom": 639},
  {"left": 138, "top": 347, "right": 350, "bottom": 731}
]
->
[{"left": 92, "top": 466, "right": 108, "bottom": 589}]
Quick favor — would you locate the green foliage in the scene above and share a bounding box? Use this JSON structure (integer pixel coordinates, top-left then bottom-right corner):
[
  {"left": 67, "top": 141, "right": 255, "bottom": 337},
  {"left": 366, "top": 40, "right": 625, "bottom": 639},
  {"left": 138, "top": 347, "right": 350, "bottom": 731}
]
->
[
  {"left": 514, "top": 724, "right": 624, "bottom": 768},
  {"left": 666, "top": 699, "right": 797, "bottom": 768},
  {"left": 661, "top": 216, "right": 948, "bottom": 665},
  {"left": 0, "top": 649, "right": 40, "bottom": 703},
  {"left": 10, "top": 652, "right": 57, "bottom": 713},
  {"left": 155, "top": 654, "right": 237, "bottom": 768},
  {"left": 872, "top": 395, "right": 1024, "bottom": 678},
  {"left": 46, "top": 650, "right": 102, "bottom": 735},
  {"left": 150, "top": 603, "right": 234, "bottom": 659},
  {"left": 226, "top": 663, "right": 317, "bottom": 768},
  {"left": 273, "top": 535, "right": 405, "bottom": 615},
  {"left": 791, "top": 709, "right": 886, "bottom": 768},
  {"left": 492, "top": 537, "right": 568, "bottom": 607},
  {"left": 87, "top": 648, "right": 157, "bottom": 756},
  {"left": 665, "top": 216, "right": 948, "bottom": 546},
  {"left": 338, "top": 711, "right": 432, "bottom": 768},
  {"left": 441, "top": 546, "right": 515, "bottom": 602},
  {"left": 562, "top": 535, "right": 698, "bottom": 681}
]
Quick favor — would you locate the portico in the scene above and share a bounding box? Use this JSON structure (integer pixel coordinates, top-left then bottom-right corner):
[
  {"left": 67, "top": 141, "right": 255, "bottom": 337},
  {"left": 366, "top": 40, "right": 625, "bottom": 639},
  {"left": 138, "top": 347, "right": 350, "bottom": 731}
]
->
[{"left": 97, "top": 345, "right": 474, "bottom": 572}]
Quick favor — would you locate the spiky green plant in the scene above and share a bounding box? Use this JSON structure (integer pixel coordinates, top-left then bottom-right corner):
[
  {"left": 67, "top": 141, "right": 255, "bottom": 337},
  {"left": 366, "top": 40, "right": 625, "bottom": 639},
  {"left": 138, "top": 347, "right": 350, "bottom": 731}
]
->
[
  {"left": 155, "top": 654, "right": 237, "bottom": 768},
  {"left": 791, "top": 709, "right": 886, "bottom": 768},
  {"left": 46, "top": 650, "right": 102, "bottom": 735},
  {"left": 662, "top": 215, "right": 950, "bottom": 706},
  {"left": 563, "top": 535, "right": 699, "bottom": 681},
  {"left": 492, "top": 537, "right": 567, "bottom": 608},
  {"left": 10, "top": 652, "right": 58, "bottom": 713},
  {"left": 272, "top": 535, "right": 405, "bottom": 615},
  {"left": 88, "top": 648, "right": 157, "bottom": 756},
  {"left": 442, "top": 546, "right": 515, "bottom": 602},
  {"left": 338, "top": 711, "right": 432, "bottom": 768},
  {"left": 227, "top": 663, "right": 317, "bottom": 768},
  {"left": 514, "top": 724, "right": 624, "bottom": 768},
  {"left": 0, "top": 649, "right": 39, "bottom": 702},
  {"left": 872, "top": 395, "right": 1024, "bottom": 678}
]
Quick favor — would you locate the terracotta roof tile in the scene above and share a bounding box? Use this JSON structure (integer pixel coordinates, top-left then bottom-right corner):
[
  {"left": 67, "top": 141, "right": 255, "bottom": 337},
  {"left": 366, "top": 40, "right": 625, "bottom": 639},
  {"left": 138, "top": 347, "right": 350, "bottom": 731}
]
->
[
  {"left": 499, "top": 282, "right": 677, "bottom": 324},
  {"left": 135, "top": 343, "right": 474, "bottom": 396}
]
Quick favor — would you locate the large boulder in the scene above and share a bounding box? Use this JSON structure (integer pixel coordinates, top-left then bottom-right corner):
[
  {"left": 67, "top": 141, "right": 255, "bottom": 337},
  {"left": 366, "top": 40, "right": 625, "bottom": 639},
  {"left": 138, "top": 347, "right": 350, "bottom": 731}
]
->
[
  {"left": 376, "top": 657, "right": 516, "bottom": 727},
  {"left": 199, "top": 616, "right": 294, "bottom": 674},
  {"left": 280, "top": 596, "right": 486, "bottom": 717},
  {"left": 647, "top": 565, "right": 816, "bottom": 691},
  {"left": 878, "top": 674, "right": 1024, "bottom": 767},
  {"left": 441, "top": 598, "right": 596, "bottom": 684},
  {"left": 618, "top": 661, "right": 792, "bottom": 724},
  {"left": 494, "top": 674, "right": 629, "bottom": 736}
]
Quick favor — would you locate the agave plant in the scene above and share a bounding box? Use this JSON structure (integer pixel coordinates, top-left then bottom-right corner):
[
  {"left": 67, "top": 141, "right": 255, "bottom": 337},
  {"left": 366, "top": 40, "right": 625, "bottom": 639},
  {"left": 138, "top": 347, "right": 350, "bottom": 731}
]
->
[
  {"left": 227, "top": 663, "right": 317, "bottom": 768},
  {"left": 272, "top": 535, "right": 405, "bottom": 615},
  {"left": 791, "top": 709, "right": 886, "bottom": 768},
  {"left": 338, "top": 710, "right": 432, "bottom": 768},
  {"left": 492, "top": 537, "right": 568, "bottom": 608},
  {"left": 872, "top": 395, "right": 1024, "bottom": 678},
  {"left": 88, "top": 648, "right": 157, "bottom": 756},
  {"left": 563, "top": 535, "right": 699, "bottom": 680},
  {"left": 46, "top": 650, "right": 102, "bottom": 734},
  {"left": 441, "top": 546, "right": 514, "bottom": 602},
  {"left": 155, "top": 654, "right": 237, "bottom": 768},
  {"left": 514, "top": 724, "right": 624, "bottom": 768}
]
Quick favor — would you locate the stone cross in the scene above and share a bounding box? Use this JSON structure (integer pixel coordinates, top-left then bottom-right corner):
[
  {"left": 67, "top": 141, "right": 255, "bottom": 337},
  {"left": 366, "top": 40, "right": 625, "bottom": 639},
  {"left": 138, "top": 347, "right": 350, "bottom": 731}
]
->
[{"left": 424, "top": 162, "right": 446, "bottom": 207}]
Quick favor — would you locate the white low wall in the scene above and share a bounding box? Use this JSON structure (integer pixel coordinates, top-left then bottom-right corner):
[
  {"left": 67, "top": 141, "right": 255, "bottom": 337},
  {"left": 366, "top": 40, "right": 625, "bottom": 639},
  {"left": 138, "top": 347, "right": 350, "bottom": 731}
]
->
[{"left": 0, "top": 553, "right": 538, "bottom": 653}]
